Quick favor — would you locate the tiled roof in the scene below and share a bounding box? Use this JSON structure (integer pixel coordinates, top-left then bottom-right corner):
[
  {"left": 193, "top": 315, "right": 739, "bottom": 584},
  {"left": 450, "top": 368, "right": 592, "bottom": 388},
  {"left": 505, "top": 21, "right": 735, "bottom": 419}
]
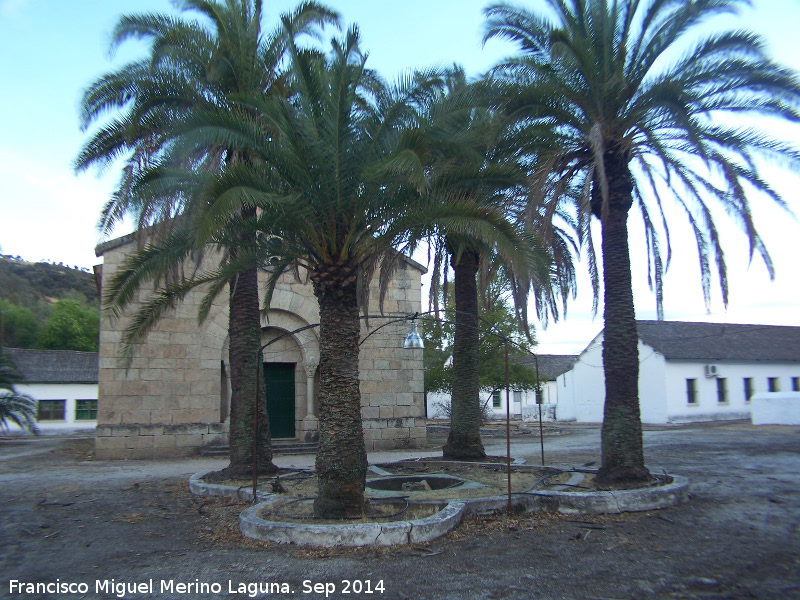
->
[
  {"left": 520, "top": 354, "right": 579, "bottom": 381},
  {"left": 5, "top": 348, "right": 99, "bottom": 384},
  {"left": 636, "top": 321, "right": 800, "bottom": 362}
]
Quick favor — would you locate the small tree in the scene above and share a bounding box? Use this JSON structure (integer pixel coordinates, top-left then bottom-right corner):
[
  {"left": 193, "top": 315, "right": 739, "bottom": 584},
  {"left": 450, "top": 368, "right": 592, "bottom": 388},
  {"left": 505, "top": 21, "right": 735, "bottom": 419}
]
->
[
  {"left": 0, "top": 348, "right": 38, "bottom": 435},
  {"left": 37, "top": 299, "right": 99, "bottom": 352},
  {"left": 424, "top": 285, "right": 538, "bottom": 415},
  {"left": 0, "top": 300, "right": 39, "bottom": 349}
]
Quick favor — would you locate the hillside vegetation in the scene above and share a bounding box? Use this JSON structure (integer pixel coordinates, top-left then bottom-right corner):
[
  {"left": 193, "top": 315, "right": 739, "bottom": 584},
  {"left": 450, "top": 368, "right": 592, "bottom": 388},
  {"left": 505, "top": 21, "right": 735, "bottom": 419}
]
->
[
  {"left": 0, "top": 255, "right": 99, "bottom": 352},
  {"left": 0, "top": 255, "right": 97, "bottom": 306}
]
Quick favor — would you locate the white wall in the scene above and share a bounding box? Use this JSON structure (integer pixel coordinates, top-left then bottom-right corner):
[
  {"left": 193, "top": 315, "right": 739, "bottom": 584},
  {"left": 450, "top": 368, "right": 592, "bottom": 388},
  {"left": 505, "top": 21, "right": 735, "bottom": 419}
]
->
[
  {"left": 639, "top": 345, "right": 669, "bottom": 423},
  {"left": 426, "top": 386, "right": 549, "bottom": 420},
  {"left": 751, "top": 392, "right": 800, "bottom": 425},
  {"left": 557, "top": 336, "right": 606, "bottom": 422},
  {"left": 665, "top": 362, "right": 800, "bottom": 423},
  {"left": 559, "top": 333, "right": 800, "bottom": 424},
  {"left": 8, "top": 383, "right": 98, "bottom": 434}
]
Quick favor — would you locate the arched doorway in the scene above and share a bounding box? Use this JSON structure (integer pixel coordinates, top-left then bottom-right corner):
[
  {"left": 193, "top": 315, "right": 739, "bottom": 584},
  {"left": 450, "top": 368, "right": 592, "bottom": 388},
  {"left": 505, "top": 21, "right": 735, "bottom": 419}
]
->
[{"left": 261, "top": 326, "right": 307, "bottom": 440}]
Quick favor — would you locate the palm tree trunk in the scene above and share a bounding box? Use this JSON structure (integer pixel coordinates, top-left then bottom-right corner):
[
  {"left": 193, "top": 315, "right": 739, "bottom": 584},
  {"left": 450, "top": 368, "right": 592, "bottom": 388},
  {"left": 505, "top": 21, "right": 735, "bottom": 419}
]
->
[
  {"left": 443, "top": 249, "right": 486, "bottom": 460},
  {"left": 312, "top": 266, "right": 367, "bottom": 518},
  {"left": 594, "top": 158, "right": 650, "bottom": 485},
  {"left": 224, "top": 251, "right": 277, "bottom": 477}
]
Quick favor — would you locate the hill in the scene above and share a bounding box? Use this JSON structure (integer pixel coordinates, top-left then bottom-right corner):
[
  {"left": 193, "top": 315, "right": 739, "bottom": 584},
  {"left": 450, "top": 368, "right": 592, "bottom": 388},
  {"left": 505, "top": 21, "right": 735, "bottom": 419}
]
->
[
  {"left": 0, "top": 255, "right": 98, "bottom": 307},
  {"left": 0, "top": 255, "right": 100, "bottom": 351}
]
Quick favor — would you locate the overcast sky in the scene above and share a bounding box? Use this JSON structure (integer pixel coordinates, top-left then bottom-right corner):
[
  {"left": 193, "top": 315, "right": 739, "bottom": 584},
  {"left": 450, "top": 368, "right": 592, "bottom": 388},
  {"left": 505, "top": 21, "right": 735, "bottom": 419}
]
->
[{"left": 1, "top": 0, "right": 798, "bottom": 353}]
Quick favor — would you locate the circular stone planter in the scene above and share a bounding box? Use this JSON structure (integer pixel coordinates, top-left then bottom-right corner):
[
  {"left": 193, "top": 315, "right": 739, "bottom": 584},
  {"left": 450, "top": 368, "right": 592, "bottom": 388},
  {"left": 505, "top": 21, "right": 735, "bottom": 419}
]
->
[
  {"left": 520, "top": 475, "right": 690, "bottom": 515},
  {"left": 189, "top": 470, "right": 273, "bottom": 502},
  {"left": 365, "top": 474, "right": 487, "bottom": 495},
  {"left": 239, "top": 498, "right": 465, "bottom": 547},
  {"left": 191, "top": 467, "right": 690, "bottom": 547},
  {"left": 367, "top": 474, "right": 465, "bottom": 492}
]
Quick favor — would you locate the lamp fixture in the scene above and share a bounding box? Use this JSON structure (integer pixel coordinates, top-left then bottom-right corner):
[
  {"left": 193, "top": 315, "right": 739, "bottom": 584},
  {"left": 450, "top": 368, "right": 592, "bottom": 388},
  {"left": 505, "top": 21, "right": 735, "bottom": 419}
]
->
[{"left": 403, "top": 320, "right": 424, "bottom": 349}]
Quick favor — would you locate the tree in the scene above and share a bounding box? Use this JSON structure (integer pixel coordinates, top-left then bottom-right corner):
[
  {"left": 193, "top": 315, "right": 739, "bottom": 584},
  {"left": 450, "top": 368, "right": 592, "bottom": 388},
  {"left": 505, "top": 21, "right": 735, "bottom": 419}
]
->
[
  {"left": 485, "top": 0, "right": 800, "bottom": 484},
  {"left": 0, "top": 348, "right": 38, "bottom": 435},
  {"left": 76, "top": 0, "right": 338, "bottom": 477},
  {"left": 419, "top": 70, "right": 574, "bottom": 459},
  {"left": 109, "top": 26, "right": 529, "bottom": 517},
  {"left": 0, "top": 300, "right": 39, "bottom": 349},
  {"left": 37, "top": 299, "right": 100, "bottom": 352},
  {"left": 423, "top": 282, "right": 539, "bottom": 408}
]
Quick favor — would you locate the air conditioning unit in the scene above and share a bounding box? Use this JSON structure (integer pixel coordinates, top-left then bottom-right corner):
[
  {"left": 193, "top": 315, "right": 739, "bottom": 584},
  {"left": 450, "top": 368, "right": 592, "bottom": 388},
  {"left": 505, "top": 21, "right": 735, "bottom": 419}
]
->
[{"left": 704, "top": 364, "right": 719, "bottom": 378}]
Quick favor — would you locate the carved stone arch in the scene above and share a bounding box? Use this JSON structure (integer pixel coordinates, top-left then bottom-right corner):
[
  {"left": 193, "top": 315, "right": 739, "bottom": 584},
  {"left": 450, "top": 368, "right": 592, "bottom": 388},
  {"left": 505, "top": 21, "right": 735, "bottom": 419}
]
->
[
  {"left": 259, "top": 308, "right": 319, "bottom": 366},
  {"left": 263, "top": 284, "right": 320, "bottom": 335}
]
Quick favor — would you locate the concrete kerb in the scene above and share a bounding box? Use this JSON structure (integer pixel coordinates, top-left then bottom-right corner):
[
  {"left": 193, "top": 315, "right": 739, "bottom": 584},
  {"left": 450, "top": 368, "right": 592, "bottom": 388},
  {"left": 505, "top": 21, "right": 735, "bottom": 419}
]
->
[
  {"left": 189, "top": 471, "right": 271, "bottom": 503},
  {"left": 521, "top": 474, "right": 691, "bottom": 515},
  {"left": 239, "top": 498, "right": 466, "bottom": 547},
  {"left": 190, "top": 463, "right": 689, "bottom": 547}
]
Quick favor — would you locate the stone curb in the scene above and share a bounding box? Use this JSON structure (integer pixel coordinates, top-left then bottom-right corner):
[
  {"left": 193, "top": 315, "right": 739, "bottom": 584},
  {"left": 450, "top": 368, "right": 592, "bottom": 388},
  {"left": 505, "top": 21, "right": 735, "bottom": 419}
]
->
[
  {"left": 375, "top": 456, "right": 527, "bottom": 467},
  {"left": 191, "top": 469, "right": 689, "bottom": 547},
  {"left": 238, "top": 498, "right": 465, "bottom": 547},
  {"left": 424, "top": 474, "right": 689, "bottom": 517},
  {"left": 520, "top": 475, "right": 690, "bottom": 514},
  {"left": 189, "top": 470, "right": 272, "bottom": 503}
]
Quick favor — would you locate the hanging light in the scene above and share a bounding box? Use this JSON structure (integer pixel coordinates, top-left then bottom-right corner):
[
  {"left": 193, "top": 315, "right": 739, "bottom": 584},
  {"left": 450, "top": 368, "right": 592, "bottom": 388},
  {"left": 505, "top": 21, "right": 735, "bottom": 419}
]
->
[{"left": 403, "top": 320, "right": 424, "bottom": 349}]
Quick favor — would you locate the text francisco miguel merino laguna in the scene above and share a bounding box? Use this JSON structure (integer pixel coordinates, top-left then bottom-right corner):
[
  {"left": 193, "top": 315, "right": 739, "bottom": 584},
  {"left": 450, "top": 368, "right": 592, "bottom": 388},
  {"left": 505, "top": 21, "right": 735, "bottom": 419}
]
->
[{"left": 8, "top": 578, "right": 386, "bottom": 597}]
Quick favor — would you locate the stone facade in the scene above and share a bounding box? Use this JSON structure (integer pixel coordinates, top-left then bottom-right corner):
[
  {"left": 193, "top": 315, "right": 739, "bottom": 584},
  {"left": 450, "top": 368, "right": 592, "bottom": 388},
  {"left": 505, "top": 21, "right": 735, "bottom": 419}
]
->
[{"left": 94, "top": 234, "right": 426, "bottom": 459}]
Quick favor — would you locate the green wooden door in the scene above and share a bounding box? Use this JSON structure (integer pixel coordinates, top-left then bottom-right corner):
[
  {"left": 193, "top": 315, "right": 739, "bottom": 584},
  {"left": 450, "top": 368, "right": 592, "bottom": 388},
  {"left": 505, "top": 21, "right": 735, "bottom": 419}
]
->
[{"left": 264, "top": 362, "right": 295, "bottom": 439}]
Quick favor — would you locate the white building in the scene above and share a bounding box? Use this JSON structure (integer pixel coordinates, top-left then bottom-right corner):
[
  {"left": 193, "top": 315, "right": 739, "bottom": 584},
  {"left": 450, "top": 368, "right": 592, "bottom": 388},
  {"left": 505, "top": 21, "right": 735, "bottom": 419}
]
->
[
  {"left": 426, "top": 354, "right": 578, "bottom": 420},
  {"left": 4, "top": 348, "right": 99, "bottom": 434},
  {"left": 557, "top": 321, "right": 800, "bottom": 424}
]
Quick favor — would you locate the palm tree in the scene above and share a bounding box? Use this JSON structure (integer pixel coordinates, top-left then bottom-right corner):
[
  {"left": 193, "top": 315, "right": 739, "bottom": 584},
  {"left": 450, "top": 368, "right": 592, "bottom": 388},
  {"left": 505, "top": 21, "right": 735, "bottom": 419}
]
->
[
  {"left": 0, "top": 348, "right": 38, "bottom": 435},
  {"left": 76, "top": 0, "right": 338, "bottom": 477},
  {"left": 485, "top": 0, "right": 800, "bottom": 484},
  {"left": 420, "top": 70, "right": 575, "bottom": 459},
  {"left": 110, "top": 28, "right": 532, "bottom": 517}
]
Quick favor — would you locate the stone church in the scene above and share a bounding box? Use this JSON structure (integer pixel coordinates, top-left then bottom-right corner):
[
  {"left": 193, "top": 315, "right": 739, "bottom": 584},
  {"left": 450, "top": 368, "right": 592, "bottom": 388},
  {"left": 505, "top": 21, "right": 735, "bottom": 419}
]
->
[{"left": 93, "top": 233, "right": 427, "bottom": 460}]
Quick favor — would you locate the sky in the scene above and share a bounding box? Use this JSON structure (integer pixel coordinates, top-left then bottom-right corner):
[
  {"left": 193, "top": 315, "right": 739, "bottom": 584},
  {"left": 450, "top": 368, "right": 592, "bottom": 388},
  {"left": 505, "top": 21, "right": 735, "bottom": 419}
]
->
[{"left": 0, "top": 0, "right": 799, "bottom": 354}]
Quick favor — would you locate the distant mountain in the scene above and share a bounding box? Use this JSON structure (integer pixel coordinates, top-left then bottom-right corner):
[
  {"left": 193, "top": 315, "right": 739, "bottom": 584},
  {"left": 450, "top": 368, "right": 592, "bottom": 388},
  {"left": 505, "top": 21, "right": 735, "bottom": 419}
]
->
[{"left": 0, "top": 255, "right": 99, "bottom": 307}]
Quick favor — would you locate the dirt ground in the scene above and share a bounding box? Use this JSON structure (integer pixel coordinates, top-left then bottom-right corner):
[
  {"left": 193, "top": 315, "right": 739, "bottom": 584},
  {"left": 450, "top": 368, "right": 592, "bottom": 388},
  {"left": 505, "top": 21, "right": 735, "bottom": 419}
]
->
[{"left": 1, "top": 422, "right": 799, "bottom": 600}]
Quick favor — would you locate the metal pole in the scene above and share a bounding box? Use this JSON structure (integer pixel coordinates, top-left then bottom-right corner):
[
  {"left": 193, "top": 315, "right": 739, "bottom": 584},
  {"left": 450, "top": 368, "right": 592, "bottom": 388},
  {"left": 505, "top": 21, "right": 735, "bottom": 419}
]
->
[
  {"left": 505, "top": 339, "right": 512, "bottom": 513},
  {"left": 252, "top": 350, "right": 261, "bottom": 503},
  {"left": 535, "top": 354, "right": 544, "bottom": 466}
]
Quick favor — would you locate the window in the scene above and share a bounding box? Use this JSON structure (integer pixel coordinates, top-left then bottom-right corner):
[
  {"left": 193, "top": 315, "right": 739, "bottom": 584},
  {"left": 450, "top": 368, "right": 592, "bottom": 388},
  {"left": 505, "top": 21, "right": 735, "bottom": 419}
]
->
[
  {"left": 686, "top": 379, "right": 697, "bottom": 405},
  {"left": 75, "top": 399, "right": 98, "bottom": 420},
  {"left": 513, "top": 390, "right": 522, "bottom": 404},
  {"left": 492, "top": 390, "right": 501, "bottom": 408},
  {"left": 792, "top": 377, "right": 799, "bottom": 392},
  {"left": 716, "top": 378, "right": 728, "bottom": 403},
  {"left": 743, "top": 378, "right": 754, "bottom": 402},
  {"left": 38, "top": 400, "right": 65, "bottom": 421},
  {"left": 535, "top": 389, "right": 544, "bottom": 404},
  {"left": 768, "top": 377, "right": 780, "bottom": 392}
]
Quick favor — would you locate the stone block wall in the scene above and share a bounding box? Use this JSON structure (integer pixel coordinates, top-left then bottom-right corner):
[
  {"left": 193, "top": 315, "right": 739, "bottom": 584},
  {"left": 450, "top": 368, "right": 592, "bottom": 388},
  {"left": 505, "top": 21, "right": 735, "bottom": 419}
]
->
[
  {"left": 95, "top": 235, "right": 427, "bottom": 458},
  {"left": 95, "top": 423, "right": 228, "bottom": 459},
  {"left": 95, "top": 234, "right": 229, "bottom": 459},
  {"left": 358, "top": 259, "right": 426, "bottom": 450}
]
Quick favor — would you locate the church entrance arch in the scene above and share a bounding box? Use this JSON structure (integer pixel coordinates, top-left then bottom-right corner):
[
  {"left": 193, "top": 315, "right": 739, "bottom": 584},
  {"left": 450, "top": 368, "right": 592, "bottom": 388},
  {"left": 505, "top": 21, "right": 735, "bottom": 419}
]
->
[{"left": 260, "top": 317, "right": 318, "bottom": 441}]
